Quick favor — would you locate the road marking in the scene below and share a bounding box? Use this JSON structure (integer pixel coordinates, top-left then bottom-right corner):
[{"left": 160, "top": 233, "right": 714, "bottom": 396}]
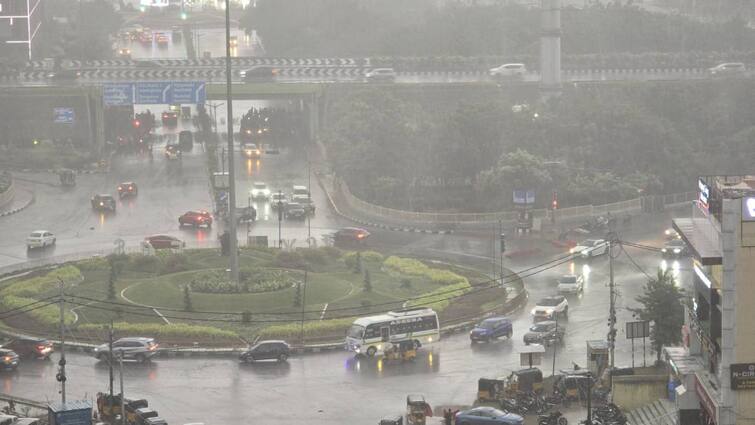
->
[{"left": 320, "top": 303, "right": 328, "bottom": 320}]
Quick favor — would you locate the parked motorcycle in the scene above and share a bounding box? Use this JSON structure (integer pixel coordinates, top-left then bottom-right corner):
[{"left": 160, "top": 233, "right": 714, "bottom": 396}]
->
[{"left": 539, "top": 411, "right": 568, "bottom": 425}]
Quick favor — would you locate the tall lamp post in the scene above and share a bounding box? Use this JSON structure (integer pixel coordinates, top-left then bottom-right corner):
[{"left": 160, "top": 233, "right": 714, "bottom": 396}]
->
[{"left": 223, "top": 0, "right": 239, "bottom": 283}]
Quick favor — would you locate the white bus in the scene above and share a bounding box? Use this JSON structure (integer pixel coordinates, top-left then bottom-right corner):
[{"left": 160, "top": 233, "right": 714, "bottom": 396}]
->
[{"left": 344, "top": 308, "right": 440, "bottom": 357}]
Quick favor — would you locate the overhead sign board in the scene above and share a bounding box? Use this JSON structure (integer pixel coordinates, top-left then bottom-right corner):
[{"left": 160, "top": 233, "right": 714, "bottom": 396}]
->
[
  {"left": 698, "top": 178, "right": 710, "bottom": 214},
  {"left": 53, "top": 107, "right": 75, "bottom": 124},
  {"left": 103, "top": 82, "right": 206, "bottom": 106},
  {"left": 626, "top": 321, "right": 650, "bottom": 339},
  {"left": 731, "top": 363, "right": 755, "bottom": 390},
  {"left": 513, "top": 190, "right": 535, "bottom": 205},
  {"left": 103, "top": 83, "right": 135, "bottom": 106}
]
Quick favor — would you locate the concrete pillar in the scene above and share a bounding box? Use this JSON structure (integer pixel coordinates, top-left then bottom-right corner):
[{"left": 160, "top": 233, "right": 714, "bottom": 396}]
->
[
  {"left": 719, "top": 199, "right": 738, "bottom": 425},
  {"left": 540, "top": 0, "right": 562, "bottom": 95}
]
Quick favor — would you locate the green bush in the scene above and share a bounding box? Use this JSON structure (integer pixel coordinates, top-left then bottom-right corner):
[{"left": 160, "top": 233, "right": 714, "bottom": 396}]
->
[
  {"left": 297, "top": 247, "right": 330, "bottom": 266},
  {"left": 342, "top": 251, "right": 384, "bottom": 269},
  {"left": 78, "top": 322, "right": 238, "bottom": 340},
  {"left": 257, "top": 318, "right": 354, "bottom": 339},
  {"left": 382, "top": 256, "right": 429, "bottom": 276},
  {"left": 77, "top": 257, "right": 110, "bottom": 272},
  {"left": 129, "top": 255, "right": 161, "bottom": 273},
  {"left": 318, "top": 246, "right": 342, "bottom": 259},
  {"left": 159, "top": 254, "right": 189, "bottom": 275},
  {"left": 1, "top": 295, "right": 75, "bottom": 326},
  {"left": 406, "top": 281, "right": 470, "bottom": 311},
  {"left": 273, "top": 251, "right": 306, "bottom": 269},
  {"left": 188, "top": 268, "right": 294, "bottom": 294},
  {"left": 3, "top": 265, "right": 82, "bottom": 297}
]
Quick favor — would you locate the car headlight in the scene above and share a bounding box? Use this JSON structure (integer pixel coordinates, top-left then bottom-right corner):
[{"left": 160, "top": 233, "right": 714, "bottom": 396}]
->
[
  {"left": 546, "top": 309, "right": 554, "bottom": 314},
  {"left": 531, "top": 308, "right": 537, "bottom": 315},
  {"left": 661, "top": 248, "right": 667, "bottom": 253},
  {"left": 569, "top": 248, "right": 575, "bottom": 254},
  {"left": 581, "top": 250, "right": 589, "bottom": 256},
  {"left": 674, "top": 248, "right": 681, "bottom": 254}
]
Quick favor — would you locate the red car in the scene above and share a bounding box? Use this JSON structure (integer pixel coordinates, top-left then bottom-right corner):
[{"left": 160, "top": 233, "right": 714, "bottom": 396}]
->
[
  {"left": 179, "top": 210, "right": 213, "bottom": 228},
  {"left": 3, "top": 337, "right": 54, "bottom": 359},
  {"left": 333, "top": 227, "right": 370, "bottom": 245},
  {"left": 117, "top": 181, "right": 138, "bottom": 198},
  {"left": 145, "top": 235, "right": 185, "bottom": 250}
]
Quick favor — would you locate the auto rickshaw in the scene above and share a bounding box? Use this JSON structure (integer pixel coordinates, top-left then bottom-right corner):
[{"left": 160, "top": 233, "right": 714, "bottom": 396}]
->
[
  {"left": 505, "top": 368, "right": 544, "bottom": 395},
  {"left": 406, "top": 394, "right": 432, "bottom": 425},
  {"left": 97, "top": 393, "right": 148, "bottom": 422},
  {"left": 554, "top": 370, "right": 595, "bottom": 406},
  {"left": 476, "top": 377, "right": 506, "bottom": 403},
  {"left": 385, "top": 341, "right": 417, "bottom": 362},
  {"left": 58, "top": 169, "right": 75, "bottom": 187}
]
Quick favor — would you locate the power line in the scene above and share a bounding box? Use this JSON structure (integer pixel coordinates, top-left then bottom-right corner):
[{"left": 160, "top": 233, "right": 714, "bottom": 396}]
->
[
  {"left": 0, "top": 295, "right": 59, "bottom": 316},
  {"left": 0, "top": 301, "right": 59, "bottom": 321}
]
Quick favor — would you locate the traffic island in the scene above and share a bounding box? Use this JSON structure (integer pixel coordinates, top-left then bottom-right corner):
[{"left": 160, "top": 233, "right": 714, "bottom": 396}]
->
[{"left": 0, "top": 247, "right": 526, "bottom": 352}]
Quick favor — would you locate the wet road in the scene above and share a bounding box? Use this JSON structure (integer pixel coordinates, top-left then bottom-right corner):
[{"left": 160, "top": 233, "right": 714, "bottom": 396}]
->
[{"left": 0, "top": 209, "right": 692, "bottom": 424}]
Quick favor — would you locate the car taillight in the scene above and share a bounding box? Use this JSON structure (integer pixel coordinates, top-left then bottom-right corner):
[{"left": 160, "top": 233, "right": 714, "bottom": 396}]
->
[
  {"left": 3, "top": 356, "right": 11, "bottom": 362},
  {"left": 149, "top": 344, "right": 158, "bottom": 351},
  {"left": 357, "top": 233, "right": 365, "bottom": 239},
  {"left": 129, "top": 186, "right": 133, "bottom": 190}
]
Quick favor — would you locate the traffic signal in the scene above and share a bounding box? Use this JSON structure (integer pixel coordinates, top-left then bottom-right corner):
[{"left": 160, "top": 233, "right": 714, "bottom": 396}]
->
[
  {"left": 499, "top": 233, "right": 506, "bottom": 253},
  {"left": 133, "top": 119, "right": 141, "bottom": 128},
  {"left": 552, "top": 191, "right": 558, "bottom": 209}
]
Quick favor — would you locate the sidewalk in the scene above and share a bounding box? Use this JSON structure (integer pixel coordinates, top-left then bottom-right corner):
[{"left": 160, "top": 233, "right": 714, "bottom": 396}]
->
[{"left": 0, "top": 184, "right": 34, "bottom": 217}]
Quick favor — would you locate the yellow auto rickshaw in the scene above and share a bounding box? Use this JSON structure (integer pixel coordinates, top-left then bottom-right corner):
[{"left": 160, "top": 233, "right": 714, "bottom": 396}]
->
[
  {"left": 406, "top": 394, "right": 432, "bottom": 425},
  {"left": 506, "top": 368, "right": 544, "bottom": 395},
  {"left": 385, "top": 341, "right": 417, "bottom": 363},
  {"left": 476, "top": 377, "right": 506, "bottom": 403}
]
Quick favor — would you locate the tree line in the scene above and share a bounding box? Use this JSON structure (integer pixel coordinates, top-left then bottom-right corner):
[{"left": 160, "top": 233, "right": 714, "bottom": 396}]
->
[{"left": 323, "top": 80, "right": 755, "bottom": 212}]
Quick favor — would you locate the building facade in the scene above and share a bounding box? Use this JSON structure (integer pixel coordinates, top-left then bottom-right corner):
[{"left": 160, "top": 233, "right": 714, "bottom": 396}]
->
[
  {"left": 0, "top": 0, "right": 43, "bottom": 60},
  {"left": 666, "top": 175, "right": 755, "bottom": 425}
]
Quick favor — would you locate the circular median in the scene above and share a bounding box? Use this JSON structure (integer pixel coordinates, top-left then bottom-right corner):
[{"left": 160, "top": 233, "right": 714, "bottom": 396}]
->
[{"left": 0, "top": 246, "right": 521, "bottom": 347}]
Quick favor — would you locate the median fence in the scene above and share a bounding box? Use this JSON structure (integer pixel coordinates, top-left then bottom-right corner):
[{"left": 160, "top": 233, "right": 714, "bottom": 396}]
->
[{"left": 335, "top": 176, "right": 694, "bottom": 228}]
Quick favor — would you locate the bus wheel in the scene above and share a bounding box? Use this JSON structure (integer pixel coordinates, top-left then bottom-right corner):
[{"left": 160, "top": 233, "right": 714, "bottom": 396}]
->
[{"left": 366, "top": 347, "right": 377, "bottom": 357}]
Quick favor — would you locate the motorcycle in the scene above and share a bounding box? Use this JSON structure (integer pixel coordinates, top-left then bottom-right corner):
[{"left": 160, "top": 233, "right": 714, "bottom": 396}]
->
[{"left": 539, "top": 411, "right": 568, "bottom": 425}]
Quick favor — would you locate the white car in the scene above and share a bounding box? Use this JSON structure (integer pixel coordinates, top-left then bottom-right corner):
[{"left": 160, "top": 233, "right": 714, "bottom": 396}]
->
[
  {"left": 250, "top": 182, "right": 271, "bottom": 200},
  {"left": 365, "top": 68, "right": 396, "bottom": 82},
  {"left": 531, "top": 296, "right": 568, "bottom": 321},
  {"left": 557, "top": 274, "right": 584, "bottom": 294},
  {"left": 27, "top": 230, "right": 56, "bottom": 249},
  {"left": 489, "top": 63, "right": 527, "bottom": 79},
  {"left": 664, "top": 228, "right": 680, "bottom": 240},
  {"left": 571, "top": 239, "right": 608, "bottom": 258},
  {"left": 708, "top": 62, "right": 745, "bottom": 77}
]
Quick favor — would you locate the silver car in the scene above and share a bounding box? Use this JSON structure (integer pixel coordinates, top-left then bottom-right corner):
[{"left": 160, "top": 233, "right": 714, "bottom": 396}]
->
[{"left": 93, "top": 337, "right": 159, "bottom": 363}]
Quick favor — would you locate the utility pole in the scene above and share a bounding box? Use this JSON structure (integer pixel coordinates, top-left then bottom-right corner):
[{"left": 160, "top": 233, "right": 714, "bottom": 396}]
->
[
  {"left": 499, "top": 221, "right": 504, "bottom": 286},
  {"left": 552, "top": 314, "right": 558, "bottom": 377},
  {"left": 307, "top": 154, "right": 312, "bottom": 247},
  {"left": 277, "top": 189, "right": 283, "bottom": 249},
  {"left": 57, "top": 278, "right": 66, "bottom": 404},
  {"left": 607, "top": 235, "right": 617, "bottom": 400},
  {"left": 119, "top": 354, "right": 125, "bottom": 425},
  {"left": 108, "top": 322, "right": 114, "bottom": 399},
  {"left": 223, "top": 0, "right": 239, "bottom": 284},
  {"left": 299, "top": 270, "right": 308, "bottom": 345}
]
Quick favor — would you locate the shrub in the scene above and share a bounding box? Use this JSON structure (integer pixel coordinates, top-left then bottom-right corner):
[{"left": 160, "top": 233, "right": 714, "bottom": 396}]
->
[
  {"left": 406, "top": 281, "right": 470, "bottom": 312},
  {"left": 79, "top": 322, "right": 238, "bottom": 340},
  {"left": 77, "top": 257, "right": 109, "bottom": 272},
  {"left": 297, "top": 247, "right": 329, "bottom": 266},
  {"left": 188, "top": 268, "right": 294, "bottom": 294},
  {"left": 342, "top": 251, "right": 383, "bottom": 269},
  {"left": 400, "top": 278, "right": 412, "bottom": 288},
  {"left": 318, "top": 246, "right": 342, "bottom": 259},
  {"left": 129, "top": 255, "right": 161, "bottom": 273},
  {"left": 273, "top": 251, "right": 306, "bottom": 269},
  {"left": 3, "top": 265, "right": 82, "bottom": 298},
  {"left": 159, "top": 254, "right": 189, "bottom": 275},
  {"left": 257, "top": 318, "right": 354, "bottom": 339},
  {"left": 0, "top": 295, "right": 75, "bottom": 326}
]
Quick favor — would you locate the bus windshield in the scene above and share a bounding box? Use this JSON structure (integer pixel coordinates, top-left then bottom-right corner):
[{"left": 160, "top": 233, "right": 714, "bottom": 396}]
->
[{"left": 346, "top": 325, "right": 365, "bottom": 339}]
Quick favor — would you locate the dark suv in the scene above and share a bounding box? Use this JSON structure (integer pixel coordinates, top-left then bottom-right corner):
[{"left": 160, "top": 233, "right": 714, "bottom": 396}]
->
[
  {"left": 469, "top": 317, "right": 513, "bottom": 343},
  {"left": 3, "top": 337, "right": 53, "bottom": 359},
  {"left": 239, "top": 340, "right": 290, "bottom": 363},
  {"left": 117, "top": 182, "right": 138, "bottom": 198},
  {"left": 0, "top": 349, "right": 19, "bottom": 370},
  {"left": 91, "top": 194, "right": 117, "bottom": 212}
]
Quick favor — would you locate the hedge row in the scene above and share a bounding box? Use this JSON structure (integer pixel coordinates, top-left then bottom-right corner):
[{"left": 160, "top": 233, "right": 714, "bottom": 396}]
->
[
  {"left": 256, "top": 318, "right": 355, "bottom": 339},
  {"left": 2, "top": 295, "right": 75, "bottom": 326},
  {"left": 78, "top": 322, "right": 239, "bottom": 341},
  {"left": 342, "top": 251, "right": 384, "bottom": 269},
  {"left": 382, "top": 256, "right": 468, "bottom": 286},
  {"left": 3, "top": 265, "right": 82, "bottom": 297}
]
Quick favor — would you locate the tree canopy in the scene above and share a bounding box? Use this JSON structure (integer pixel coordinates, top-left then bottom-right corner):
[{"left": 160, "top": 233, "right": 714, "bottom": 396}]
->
[{"left": 629, "top": 269, "right": 685, "bottom": 361}]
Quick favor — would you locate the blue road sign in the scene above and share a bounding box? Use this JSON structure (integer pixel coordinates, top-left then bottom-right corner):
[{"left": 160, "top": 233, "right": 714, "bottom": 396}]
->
[
  {"left": 172, "top": 81, "right": 206, "bottom": 104},
  {"left": 136, "top": 81, "right": 172, "bottom": 104},
  {"left": 53, "top": 107, "right": 75, "bottom": 124},
  {"left": 103, "top": 83, "right": 135, "bottom": 106}
]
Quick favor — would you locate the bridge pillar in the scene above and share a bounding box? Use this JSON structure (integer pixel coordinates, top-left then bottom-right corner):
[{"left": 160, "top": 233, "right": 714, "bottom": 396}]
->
[{"left": 540, "top": 0, "right": 562, "bottom": 96}]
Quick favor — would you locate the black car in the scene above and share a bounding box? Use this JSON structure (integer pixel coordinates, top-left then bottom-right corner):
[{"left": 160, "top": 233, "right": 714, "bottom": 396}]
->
[
  {"left": 284, "top": 202, "right": 307, "bottom": 220},
  {"left": 2, "top": 337, "right": 53, "bottom": 359},
  {"left": 662, "top": 239, "right": 688, "bottom": 258},
  {"left": 161, "top": 110, "right": 178, "bottom": 126},
  {"left": 239, "top": 340, "right": 290, "bottom": 363},
  {"left": 117, "top": 182, "right": 138, "bottom": 198},
  {"left": 0, "top": 349, "right": 19, "bottom": 370},
  {"left": 240, "top": 66, "right": 278, "bottom": 82},
  {"left": 91, "top": 194, "right": 117, "bottom": 212},
  {"left": 333, "top": 227, "right": 370, "bottom": 245}
]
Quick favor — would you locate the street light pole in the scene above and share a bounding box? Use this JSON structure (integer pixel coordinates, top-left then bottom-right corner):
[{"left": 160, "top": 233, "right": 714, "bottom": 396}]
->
[
  {"left": 223, "top": 0, "right": 239, "bottom": 284},
  {"left": 277, "top": 189, "right": 283, "bottom": 248}
]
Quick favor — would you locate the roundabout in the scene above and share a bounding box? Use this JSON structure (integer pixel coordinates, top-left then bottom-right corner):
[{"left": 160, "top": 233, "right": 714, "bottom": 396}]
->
[{"left": 0, "top": 246, "right": 515, "bottom": 347}]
